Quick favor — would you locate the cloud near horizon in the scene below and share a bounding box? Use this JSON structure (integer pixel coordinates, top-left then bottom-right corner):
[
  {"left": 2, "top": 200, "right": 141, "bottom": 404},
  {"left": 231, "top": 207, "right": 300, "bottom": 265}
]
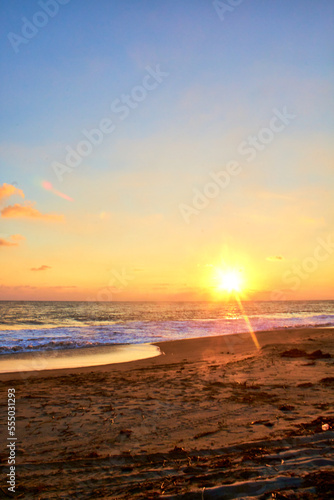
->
[
  {"left": 0, "top": 284, "right": 76, "bottom": 290},
  {"left": 30, "top": 265, "right": 52, "bottom": 272},
  {"left": 49, "top": 285, "right": 77, "bottom": 289},
  {"left": 11, "top": 234, "right": 26, "bottom": 241},
  {"left": 0, "top": 238, "right": 17, "bottom": 247},
  {"left": 266, "top": 256, "right": 284, "bottom": 262},
  {"left": 1, "top": 203, "right": 64, "bottom": 221},
  {"left": 0, "top": 234, "right": 25, "bottom": 247},
  {"left": 0, "top": 183, "right": 24, "bottom": 202}
]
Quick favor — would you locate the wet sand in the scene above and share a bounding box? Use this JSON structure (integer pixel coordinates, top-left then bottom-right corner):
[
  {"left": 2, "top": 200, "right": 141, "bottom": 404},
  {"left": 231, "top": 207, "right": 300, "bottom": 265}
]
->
[
  {"left": 0, "top": 343, "right": 160, "bottom": 373},
  {"left": 0, "top": 327, "right": 333, "bottom": 498}
]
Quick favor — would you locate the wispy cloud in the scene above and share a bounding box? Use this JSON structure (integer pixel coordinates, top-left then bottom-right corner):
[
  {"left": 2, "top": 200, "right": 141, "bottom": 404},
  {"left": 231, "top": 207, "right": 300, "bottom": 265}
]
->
[
  {"left": 11, "top": 234, "right": 26, "bottom": 241},
  {"left": 0, "top": 183, "right": 64, "bottom": 221},
  {"left": 0, "top": 238, "right": 17, "bottom": 247},
  {"left": 0, "top": 284, "right": 76, "bottom": 290},
  {"left": 0, "top": 234, "right": 25, "bottom": 247},
  {"left": 1, "top": 203, "right": 64, "bottom": 221},
  {"left": 30, "top": 265, "right": 52, "bottom": 272},
  {"left": 266, "top": 255, "right": 284, "bottom": 262},
  {"left": 49, "top": 285, "right": 77, "bottom": 289},
  {"left": 0, "top": 285, "right": 37, "bottom": 290},
  {"left": 0, "top": 183, "right": 24, "bottom": 202}
]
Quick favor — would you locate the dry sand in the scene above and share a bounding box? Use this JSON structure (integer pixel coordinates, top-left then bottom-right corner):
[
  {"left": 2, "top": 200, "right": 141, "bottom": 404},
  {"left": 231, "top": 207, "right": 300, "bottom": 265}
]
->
[{"left": 0, "top": 327, "right": 333, "bottom": 499}]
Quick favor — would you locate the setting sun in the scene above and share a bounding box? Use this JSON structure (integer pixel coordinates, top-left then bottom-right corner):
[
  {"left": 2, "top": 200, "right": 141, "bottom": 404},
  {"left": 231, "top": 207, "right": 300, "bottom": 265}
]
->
[{"left": 215, "top": 269, "right": 243, "bottom": 294}]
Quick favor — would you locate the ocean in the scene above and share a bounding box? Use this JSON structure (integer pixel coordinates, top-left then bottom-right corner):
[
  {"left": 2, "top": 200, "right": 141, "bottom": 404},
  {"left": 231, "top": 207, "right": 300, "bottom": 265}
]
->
[{"left": 1, "top": 300, "right": 334, "bottom": 355}]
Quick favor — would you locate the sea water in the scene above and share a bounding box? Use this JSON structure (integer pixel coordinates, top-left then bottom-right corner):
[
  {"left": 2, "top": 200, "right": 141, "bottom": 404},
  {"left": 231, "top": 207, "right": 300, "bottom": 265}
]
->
[{"left": 1, "top": 300, "right": 333, "bottom": 355}]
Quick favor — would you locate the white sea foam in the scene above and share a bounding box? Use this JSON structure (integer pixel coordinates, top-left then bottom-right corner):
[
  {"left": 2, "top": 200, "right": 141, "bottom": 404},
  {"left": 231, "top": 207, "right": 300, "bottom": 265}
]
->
[{"left": 0, "top": 301, "right": 333, "bottom": 354}]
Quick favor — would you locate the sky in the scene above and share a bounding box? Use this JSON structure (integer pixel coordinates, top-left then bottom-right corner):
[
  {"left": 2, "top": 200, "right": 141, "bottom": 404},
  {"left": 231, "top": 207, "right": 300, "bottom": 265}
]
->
[{"left": 0, "top": 0, "right": 333, "bottom": 301}]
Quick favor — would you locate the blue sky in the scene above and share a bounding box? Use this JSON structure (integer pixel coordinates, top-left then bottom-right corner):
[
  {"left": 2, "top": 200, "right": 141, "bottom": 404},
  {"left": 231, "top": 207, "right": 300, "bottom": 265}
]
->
[
  {"left": 2, "top": 1, "right": 333, "bottom": 143},
  {"left": 0, "top": 0, "right": 333, "bottom": 300}
]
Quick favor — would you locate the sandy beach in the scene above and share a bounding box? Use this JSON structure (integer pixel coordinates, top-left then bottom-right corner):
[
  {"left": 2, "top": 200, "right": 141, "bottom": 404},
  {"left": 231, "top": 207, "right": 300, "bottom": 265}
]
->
[
  {"left": 1, "top": 327, "right": 333, "bottom": 499},
  {"left": 2, "top": 0, "right": 333, "bottom": 497}
]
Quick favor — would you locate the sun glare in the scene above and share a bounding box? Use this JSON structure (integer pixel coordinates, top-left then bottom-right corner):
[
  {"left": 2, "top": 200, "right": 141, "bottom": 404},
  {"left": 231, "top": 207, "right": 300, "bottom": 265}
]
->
[{"left": 216, "top": 269, "right": 243, "bottom": 294}]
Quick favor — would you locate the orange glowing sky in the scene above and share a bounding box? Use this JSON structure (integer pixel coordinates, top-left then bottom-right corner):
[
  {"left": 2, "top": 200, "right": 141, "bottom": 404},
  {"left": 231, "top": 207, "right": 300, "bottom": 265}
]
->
[{"left": 1, "top": 1, "right": 333, "bottom": 301}]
